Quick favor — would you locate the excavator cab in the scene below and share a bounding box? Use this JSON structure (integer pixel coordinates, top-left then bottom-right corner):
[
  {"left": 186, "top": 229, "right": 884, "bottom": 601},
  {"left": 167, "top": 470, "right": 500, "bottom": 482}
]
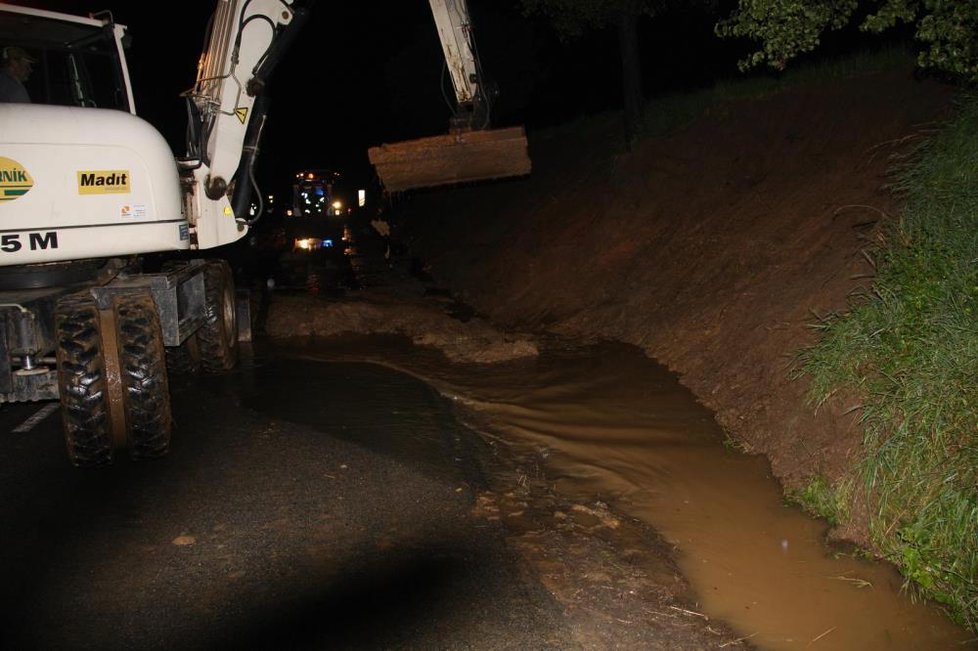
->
[{"left": 367, "top": 0, "right": 531, "bottom": 193}]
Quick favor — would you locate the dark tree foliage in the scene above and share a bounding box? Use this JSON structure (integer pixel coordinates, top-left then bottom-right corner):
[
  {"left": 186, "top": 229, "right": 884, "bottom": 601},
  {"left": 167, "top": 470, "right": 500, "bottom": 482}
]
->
[
  {"left": 517, "top": 0, "right": 687, "bottom": 149},
  {"left": 717, "top": 0, "right": 978, "bottom": 82}
]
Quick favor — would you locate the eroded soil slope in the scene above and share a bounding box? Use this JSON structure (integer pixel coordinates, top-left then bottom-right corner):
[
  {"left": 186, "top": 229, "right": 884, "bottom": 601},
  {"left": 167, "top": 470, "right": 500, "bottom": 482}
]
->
[{"left": 396, "top": 67, "right": 954, "bottom": 544}]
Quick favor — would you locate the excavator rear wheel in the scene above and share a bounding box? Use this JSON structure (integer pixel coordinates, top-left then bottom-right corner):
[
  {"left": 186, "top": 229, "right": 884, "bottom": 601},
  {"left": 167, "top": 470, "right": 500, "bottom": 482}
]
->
[
  {"left": 114, "top": 292, "right": 172, "bottom": 460},
  {"left": 198, "top": 259, "right": 239, "bottom": 374},
  {"left": 56, "top": 291, "right": 114, "bottom": 467},
  {"left": 165, "top": 332, "right": 201, "bottom": 375},
  {"left": 158, "top": 259, "right": 202, "bottom": 376}
]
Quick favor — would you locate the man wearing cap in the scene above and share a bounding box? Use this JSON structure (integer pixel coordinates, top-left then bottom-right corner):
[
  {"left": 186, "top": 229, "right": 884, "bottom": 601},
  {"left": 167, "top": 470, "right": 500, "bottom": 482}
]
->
[{"left": 0, "top": 46, "right": 35, "bottom": 103}]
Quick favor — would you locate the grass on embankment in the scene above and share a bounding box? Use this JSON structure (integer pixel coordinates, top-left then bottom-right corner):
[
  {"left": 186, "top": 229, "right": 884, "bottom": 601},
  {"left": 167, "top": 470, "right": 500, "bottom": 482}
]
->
[
  {"left": 633, "top": 44, "right": 977, "bottom": 628},
  {"left": 592, "top": 45, "right": 975, "bottom": 628},
  {"left": 797, "top": 93, "right": 978, "bottom": 631}
]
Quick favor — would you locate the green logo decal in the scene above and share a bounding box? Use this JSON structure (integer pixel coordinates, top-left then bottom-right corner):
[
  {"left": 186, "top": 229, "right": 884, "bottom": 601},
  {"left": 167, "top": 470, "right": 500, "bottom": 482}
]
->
[{"left": 0, "top": 157, "right": 33, "bottom": 202}]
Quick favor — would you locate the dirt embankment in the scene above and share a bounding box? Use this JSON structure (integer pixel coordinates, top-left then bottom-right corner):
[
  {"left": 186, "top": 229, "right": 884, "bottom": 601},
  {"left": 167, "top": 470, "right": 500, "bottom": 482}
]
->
[{"left": 396, "top": 67, "right": 954, "bottom": 545}]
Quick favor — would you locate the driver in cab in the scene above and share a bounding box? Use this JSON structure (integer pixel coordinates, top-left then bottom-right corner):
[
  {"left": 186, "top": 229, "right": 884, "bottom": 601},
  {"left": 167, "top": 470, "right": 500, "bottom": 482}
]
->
[{"left": 0, "top": 45, "right": 35, "bottom": 103}]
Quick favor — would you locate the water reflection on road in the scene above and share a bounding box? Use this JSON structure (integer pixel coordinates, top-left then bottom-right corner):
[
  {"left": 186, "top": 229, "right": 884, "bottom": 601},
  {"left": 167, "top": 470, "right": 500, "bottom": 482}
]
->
[{"left": 284, "top": 336, "right": 976, "bottom": 650}]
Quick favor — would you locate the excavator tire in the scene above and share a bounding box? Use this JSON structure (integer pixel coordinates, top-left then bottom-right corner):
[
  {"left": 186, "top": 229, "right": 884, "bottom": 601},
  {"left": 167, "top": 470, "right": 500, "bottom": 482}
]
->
[
  {"left": 159, "top": 260, "right": 202, "bottom": 376},
  {"left": 56, "top": 291, "right": 114, "bottom": 467},
  {"left": 198, "top": 259, "right": 239, "bottom": 374},
  {"left": 165, "top": 333, "right": 201, "bottom": 375},
  {"left": 114, "top": 292, "right": 172, "bottom": 460}
]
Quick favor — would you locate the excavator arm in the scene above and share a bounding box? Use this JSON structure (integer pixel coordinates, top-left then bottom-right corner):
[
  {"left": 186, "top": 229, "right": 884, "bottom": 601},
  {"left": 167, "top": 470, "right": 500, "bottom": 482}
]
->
[
  {"left": 429, "top": 0, "right": 487, "bottom": 131},
  {"left": 180, "top": 0, "right": 311, "bottom": 249},
  {"left": 368, "top": 0, "right": 531, "bottom": 193}
]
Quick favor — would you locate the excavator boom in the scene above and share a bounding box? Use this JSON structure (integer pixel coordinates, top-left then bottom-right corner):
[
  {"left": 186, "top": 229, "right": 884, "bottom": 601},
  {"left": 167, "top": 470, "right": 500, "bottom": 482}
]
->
[{"left": 369, "top": 0, "right": 530, "bottom": 192}]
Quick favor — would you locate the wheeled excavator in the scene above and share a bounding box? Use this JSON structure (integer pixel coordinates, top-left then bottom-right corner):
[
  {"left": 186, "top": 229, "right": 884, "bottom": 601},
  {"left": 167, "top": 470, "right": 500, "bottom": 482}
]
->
[
  {"left": 367, "top": 0, "right": 532, "bottom": 192},
  {"left": 0, "top": 0, "right": 527, "bottom": 468},
  {"left": 0, "top": 0, "right": 309, "bottom": 466}
]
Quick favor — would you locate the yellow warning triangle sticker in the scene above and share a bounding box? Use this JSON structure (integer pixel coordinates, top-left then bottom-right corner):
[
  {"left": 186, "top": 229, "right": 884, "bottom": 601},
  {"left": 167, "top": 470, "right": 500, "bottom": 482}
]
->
[{"left": 234, "top": 107, "right": 248, "bottom": 124}]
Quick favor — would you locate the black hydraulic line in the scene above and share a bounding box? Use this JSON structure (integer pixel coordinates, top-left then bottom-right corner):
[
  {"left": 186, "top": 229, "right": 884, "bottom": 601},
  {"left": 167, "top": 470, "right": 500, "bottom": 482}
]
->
[
  {"left": 246, "top": 0, "right": 313, "bottom": 96},
  {"left": 231, "top": 94, "right": 269, "bottom": 225}
]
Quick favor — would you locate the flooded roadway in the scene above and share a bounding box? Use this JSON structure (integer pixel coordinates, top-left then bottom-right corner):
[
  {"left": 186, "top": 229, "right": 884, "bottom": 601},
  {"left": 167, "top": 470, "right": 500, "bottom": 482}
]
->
[
  {"left": 0, "top": 348, "right": 577, "bottom": 649},
  {"left": 289, "top": 333, "right": 976, "bottom": 650},
  {"left": 2, "top": 321, "right": 972, "bottom": 647}
]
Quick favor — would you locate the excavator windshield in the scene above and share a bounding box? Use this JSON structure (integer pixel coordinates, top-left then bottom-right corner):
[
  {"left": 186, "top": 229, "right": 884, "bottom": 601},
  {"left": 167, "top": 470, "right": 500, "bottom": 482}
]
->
[{"left": 0, "top": 6, "right": 131, "bottom": 111}]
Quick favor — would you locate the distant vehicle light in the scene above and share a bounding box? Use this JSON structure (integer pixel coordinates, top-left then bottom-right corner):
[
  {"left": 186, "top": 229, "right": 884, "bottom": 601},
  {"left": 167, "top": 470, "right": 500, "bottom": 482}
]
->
[
  {"left": 331, "top": 200, "right": 342, "bottom": 212},
  {"left": 292, "top": 237, "right": 334, "bottom": 252}
]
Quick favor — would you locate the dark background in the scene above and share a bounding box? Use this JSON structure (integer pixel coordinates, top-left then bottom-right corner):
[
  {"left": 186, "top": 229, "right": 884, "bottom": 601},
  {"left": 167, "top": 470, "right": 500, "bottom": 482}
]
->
[
  {"left": 20, "top": 1, "right": 903, "bottom": 204},
  {"left": 24, "top": 1, "right": 747, "bottom": 199}
]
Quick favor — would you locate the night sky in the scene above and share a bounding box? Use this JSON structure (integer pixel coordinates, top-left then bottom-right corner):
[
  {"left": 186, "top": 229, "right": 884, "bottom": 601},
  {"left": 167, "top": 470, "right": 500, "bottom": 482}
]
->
[
  {"left": 24, "top": 1, "right": 751, "bottom": 193},
  {"left": 22, "top": 1, "right": 893, "bottom": 201}
]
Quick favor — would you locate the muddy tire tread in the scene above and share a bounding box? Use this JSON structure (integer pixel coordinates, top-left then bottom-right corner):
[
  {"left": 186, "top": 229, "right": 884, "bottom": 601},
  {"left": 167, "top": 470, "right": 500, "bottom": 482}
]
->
[
  {"left": 198, "top": 259, "right": 238, "bottom": 374},
  {"left": 56, "top": 292, "right": 113, "bottom": 467},
  {"left": 158, "top": 259, "right": 202, "bottom": 376},
  {"left": 165, "top": 334, "right": 200, "bottom": 375},
  {"left": 115, "top": 293, "right": 172, "bottom": 460}
]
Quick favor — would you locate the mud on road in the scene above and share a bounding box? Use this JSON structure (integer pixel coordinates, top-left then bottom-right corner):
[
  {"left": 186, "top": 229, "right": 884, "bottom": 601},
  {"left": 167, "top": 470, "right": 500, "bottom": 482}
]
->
[
  {"left": 259, "top": 252, "right": 973, "bottom": 649},
  {"left": 261, "top": 278, "right": 748, "bottom": 649},
  {"left": 448, "top": 405, "right": 749, "bottom": 650},
  {"left": 0, "top": 332, "right": 741, "bottom": 650}
]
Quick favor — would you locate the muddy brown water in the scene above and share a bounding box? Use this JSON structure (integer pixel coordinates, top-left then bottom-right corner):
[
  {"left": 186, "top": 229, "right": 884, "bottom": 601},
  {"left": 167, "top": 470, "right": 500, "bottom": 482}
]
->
[{"left": 282, "top": 336, "right": 975, "bottom": 650}]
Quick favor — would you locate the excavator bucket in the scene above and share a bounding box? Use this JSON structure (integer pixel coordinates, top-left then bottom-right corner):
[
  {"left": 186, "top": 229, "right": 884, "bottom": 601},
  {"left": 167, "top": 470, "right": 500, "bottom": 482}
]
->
[{"left": 368, "top": 126, "right": 531, "bottom": 193}]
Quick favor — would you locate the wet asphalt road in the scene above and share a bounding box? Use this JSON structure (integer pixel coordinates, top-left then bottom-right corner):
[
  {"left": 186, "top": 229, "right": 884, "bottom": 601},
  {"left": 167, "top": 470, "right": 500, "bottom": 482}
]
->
[{"left": 0, "top": 346, "right": 573, "bottom": 650}]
